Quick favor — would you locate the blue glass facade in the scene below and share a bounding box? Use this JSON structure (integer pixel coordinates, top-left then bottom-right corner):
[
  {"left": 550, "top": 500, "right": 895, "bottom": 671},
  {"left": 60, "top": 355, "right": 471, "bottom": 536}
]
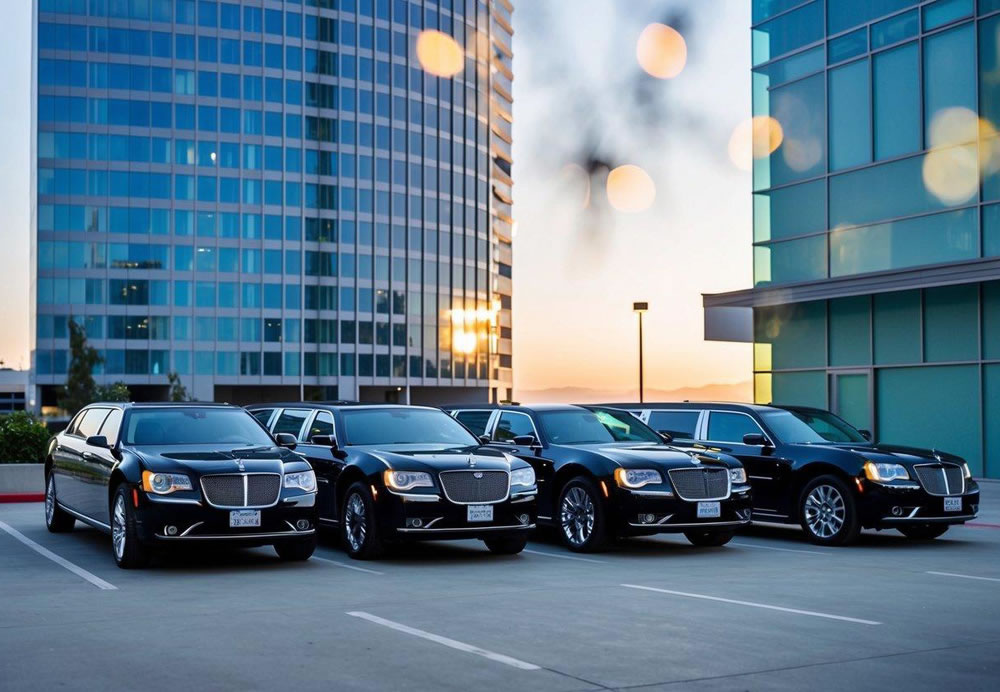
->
[{"left": 32, "top": 0, "right": 515, "bottom": 406}]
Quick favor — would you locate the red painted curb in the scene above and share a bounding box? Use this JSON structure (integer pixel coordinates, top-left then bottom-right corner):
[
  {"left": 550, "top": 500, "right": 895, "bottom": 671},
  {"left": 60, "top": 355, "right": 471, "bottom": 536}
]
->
[{"left": 0, "top": 493, "right": 44, "bottom": 504}]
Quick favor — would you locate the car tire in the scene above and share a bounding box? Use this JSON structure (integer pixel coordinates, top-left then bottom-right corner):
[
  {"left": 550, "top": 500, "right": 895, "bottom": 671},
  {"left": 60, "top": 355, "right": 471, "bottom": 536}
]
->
[
  {"left": 483, "top": 534, "right": 528, "bottom": 555},
  {"left": 798, "top": 475, "right": 861, "bottom": 546},
  {"left": 683, "top": 529, "right": 735, "bottom": 547},
  {"left": 557, "top": 477, "right": 609, "bottom": 552},
  {"left": 274, "top": 536, "right": 317, "bottom": 561},
  {"left": 44, "top": 473, "right": 75, "bottom": 533},
  {"left": 341, "top": 482, "right": 385, "bottom": 560},
  {"left": 111, "top": 485, "right": 149, "bottom": 569},
  {"left": 898, "top": 524, "right": 950, "bottom": 540}
]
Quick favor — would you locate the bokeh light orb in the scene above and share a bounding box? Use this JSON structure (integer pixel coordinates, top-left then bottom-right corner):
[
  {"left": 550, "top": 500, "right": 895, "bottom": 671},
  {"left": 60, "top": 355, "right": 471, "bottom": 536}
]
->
[
  {"left": 922, "top": 144, "right": 978, "bottom": 206},
  {"left": 727, "top": 116, "right": 783, "bottom": 171},
  {"left": 636, "top": 23, "right": 687, "bottom": 79},
  {"left": 606, "top": 164, "right": 656, "bottom": 213},
  {"left": 416, "top": 30, "right": 464, "bottom": 77}
]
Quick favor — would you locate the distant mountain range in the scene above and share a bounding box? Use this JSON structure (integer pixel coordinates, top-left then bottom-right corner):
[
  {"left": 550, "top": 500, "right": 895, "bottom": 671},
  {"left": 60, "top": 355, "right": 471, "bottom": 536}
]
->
[{"left": 515, "top": 381, "right": 753, "bottom": 405}]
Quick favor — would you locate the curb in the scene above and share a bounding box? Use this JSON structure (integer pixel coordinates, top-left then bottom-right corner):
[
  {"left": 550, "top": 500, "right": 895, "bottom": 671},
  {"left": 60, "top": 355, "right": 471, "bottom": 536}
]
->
[{"left": 0, "top": 493, "right": 44, "bottom": 504}]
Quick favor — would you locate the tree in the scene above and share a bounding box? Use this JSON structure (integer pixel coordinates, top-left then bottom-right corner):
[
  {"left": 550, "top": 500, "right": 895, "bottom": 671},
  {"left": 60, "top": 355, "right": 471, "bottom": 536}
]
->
[
  {"left": 58, "top": 320, "right": 101, "bottom": 416},
  {"left": 95, "top": 382, "right": 130, "bottom": 402},
  {"left": 167, "top": 371, "right": 190, "bottom": 402}
]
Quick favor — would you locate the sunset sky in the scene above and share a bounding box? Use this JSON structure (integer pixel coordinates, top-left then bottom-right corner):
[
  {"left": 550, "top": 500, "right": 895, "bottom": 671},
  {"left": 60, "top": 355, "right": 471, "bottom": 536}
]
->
[{"left": 0, "top": 0, "right": 753, "bottom": 398}]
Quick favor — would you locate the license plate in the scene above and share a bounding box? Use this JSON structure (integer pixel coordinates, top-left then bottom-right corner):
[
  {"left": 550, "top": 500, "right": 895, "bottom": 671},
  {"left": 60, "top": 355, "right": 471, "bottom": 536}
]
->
[
  {"left": 697, "top": 502, "right": 721, "bottom": 519},
  {"left": 944, "top": 497, "right": 962, "bottom": 513},
  {"left": 229, "top": 510, "right": 261, "bottom": 528},
  {"left": 467, "top": 505, "right": 493, "bottom": 522}
]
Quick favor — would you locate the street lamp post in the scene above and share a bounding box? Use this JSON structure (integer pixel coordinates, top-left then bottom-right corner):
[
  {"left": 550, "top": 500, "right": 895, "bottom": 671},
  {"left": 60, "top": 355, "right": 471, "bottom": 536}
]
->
[{"left": 633, "top": 302, "right": 648, "bottom": 403}]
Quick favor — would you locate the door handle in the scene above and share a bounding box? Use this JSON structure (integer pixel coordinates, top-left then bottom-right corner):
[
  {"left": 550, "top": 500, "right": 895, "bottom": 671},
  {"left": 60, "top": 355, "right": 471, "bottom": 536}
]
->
[{"left": 82, "top": 452, "right": 98, "bottom": 461}]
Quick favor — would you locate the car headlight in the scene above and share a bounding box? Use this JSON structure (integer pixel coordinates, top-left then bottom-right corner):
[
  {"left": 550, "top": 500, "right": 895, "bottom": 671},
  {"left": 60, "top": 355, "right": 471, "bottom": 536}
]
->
[
  {"left": 614, "top": 468, "right": 663, "bottom": 489},
  {"left": 864, "top": 461, "right": 910, "bottom": 482},
  {"left": 284, "top": 470, "right": 317, "bottom": 493},
  {"left": 510, "top": 466, "right": 535, "bottom": 487},
  {"left": 383, "top": 470, "right": 434, "bottom": 491},
  {"left": 961, "top": 462, "right": 971, "bottom": 479},
  {"left": 729, "top": 467, "right": 747, "bottom": 484},
  {"left": 141, "top": 470, "right": 193, "bottom": 495}
]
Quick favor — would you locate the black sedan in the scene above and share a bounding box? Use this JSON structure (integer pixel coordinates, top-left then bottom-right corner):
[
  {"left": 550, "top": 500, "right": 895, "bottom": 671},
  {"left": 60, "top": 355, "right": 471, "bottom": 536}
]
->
[
  {"left": 44, "top": 402, "right": 318, "bottom": 568},
  {"left": 442, "top": 404, "right": 752, "bottom": 552},
  {"left": 246, "top": 403, "right": 538, "bottom": 559},
  {"left": 608, "top": 402, "right": 981, "bottom": 545}
]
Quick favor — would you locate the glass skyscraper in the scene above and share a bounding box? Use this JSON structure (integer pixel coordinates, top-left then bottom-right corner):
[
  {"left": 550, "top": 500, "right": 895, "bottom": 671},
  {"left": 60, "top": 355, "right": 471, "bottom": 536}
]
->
[
  {"left": 705, "top": 0, "right": 1000, "bottom": 478},
  {"left": 31, "top": 0, "right": 515, "bottom": 408}
]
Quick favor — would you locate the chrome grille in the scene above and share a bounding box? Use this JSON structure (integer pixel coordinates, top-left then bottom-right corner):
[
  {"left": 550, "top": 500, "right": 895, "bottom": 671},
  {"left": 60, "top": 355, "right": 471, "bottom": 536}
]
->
[
  {"left": 438, "top": 470, "right": 509, "bottom": 504},
  {"left": 914, "top": 464, "right": 965, "bottom": 496},
  {"left": 667, "top": 468, "right": 730, "bottom": 501},
  {"left": 201, "top": 473, "right": 281, "bottom": 508}
]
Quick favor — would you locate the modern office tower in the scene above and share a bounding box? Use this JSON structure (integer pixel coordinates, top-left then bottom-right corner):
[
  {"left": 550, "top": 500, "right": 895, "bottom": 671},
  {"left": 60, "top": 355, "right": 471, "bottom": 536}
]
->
[
  {"left": 32, "top": 0, "right": 514, "bottom": 408},
  {"left": 704, "top": 0, "right": 1000, "bottom": 478}
]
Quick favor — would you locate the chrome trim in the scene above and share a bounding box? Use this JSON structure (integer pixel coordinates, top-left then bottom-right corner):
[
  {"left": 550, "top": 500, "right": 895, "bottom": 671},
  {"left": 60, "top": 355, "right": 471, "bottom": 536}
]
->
[
  {"left": 629, "top": 489, "right": 676, "bottom": 497},
  {"left": 180, "top": 521, "right": 204, "bottom": 537},
  {"left": 318, "top": 517, "right": 340, "bottom": 525},
  {"left": 58, "top": 503, "right": 111, "bottom": 531},
  {"left": 666, "top": 468, "right": 732, "bottom": 502},
  {"left": 396, "top": 523, "right": 534, "bottom": 534},
  {"left": 386, "top": 490, "right": 443, "bottom": 502},
  {"left": 871, "top": 482, "right": 921, "bottom": 490},
  {"left": 752, "top": 511, "right": 789, "bottom": 519},
  {"left": 199, "top": 472, "right": 282, "bottom": 509},
  {"left": 437, "top": 469, "right": 511, "bottom": 505},
  {"left": 538, "top": 514, "right": 552, "bottom": 521},
  {"left": 424, "top": 517, "right": 444, "bottom": 528},
  {"left": 510, "top": 495, "right": 535, "bottom": 504},
  {"left": 627, "top": 519, "right": 749, "bottom": 528},
  {"left": 146, "top": 495, "right": 203, "bottom": 506},
  {"left": 914, "top": 463, "right": 966, "bottom": 496},
  {"left": 748, "top": 475, "right": 772, "bottom": 481},
  {"left": 317, "top": 478, "right": 330, "bottom": 484},
  {"left": 155, "top": 529, "right": 316, "bottom": 540},
  {"left": 881, "top": 514, "right": 975, "bottom": 524},
  {"left": 731, "top": 485, "right": 751, "bottom": 494}
]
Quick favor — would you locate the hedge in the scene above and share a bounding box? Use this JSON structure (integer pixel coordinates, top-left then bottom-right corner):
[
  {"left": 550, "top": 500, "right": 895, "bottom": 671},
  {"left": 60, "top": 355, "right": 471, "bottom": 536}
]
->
[{"left": 0, "top": 411, "right": 51, "bottom": 464}]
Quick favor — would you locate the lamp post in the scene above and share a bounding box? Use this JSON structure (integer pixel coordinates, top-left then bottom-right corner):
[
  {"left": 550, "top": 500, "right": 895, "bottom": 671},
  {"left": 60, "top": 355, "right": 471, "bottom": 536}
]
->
[{"left": 633, "top": 302, "right": 648, "bottom": 403}]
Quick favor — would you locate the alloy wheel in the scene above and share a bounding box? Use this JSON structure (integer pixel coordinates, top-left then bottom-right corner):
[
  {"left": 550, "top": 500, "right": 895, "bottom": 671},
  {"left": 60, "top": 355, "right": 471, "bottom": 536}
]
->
[
  {"left": 112, "top": 495, "right": 127, "bottom": 560},
  {"left": 561, "top": 486, "right": 595, "bottom": 546},
  {"left": 345, "top": 493, "right": 367, "bottom": 552},
  {"left": 803, "top": 484, "right": 846, "bottom": 539},
  {"left": 44, "top": 477, "right": 56, "bottom": 525}
]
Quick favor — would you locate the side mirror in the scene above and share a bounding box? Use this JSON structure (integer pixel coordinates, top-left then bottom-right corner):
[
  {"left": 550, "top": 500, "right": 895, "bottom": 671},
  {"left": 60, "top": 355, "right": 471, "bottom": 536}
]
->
[
  {"left": 310, "top": 434, "right": 337, "bottom": 447},
  {"left": 658, "top": 431, "right": 673, "bottom": 444},
  {"left": 478, "top": 435, "right": 491, "bottom": 445},
  {"left": 274, "top": 432, "right": 298, "bottom": 450},
  {"left": 742, "top": 433, "right": 769, "bottom": 447},
  {"left": 512, "top": 435, "right": 538, "bottom": 447},
  {"left": 859, "top": 429, "right": 872, "bottom": 441},
  {"left": 85, "top": 435, "right": 109, "bottom": 449}
]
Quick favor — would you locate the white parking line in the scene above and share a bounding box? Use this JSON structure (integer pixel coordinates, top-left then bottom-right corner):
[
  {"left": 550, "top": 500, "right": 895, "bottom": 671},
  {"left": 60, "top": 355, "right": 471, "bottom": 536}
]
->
[
  {"left": 927, "top": 571, "right": 1000, "bottom": 583},
  {"left": 347, "top": 611, "right": 540, "bottom": 670},
  {"left": 621, "top": 584, "right": 880, "bottom": 625},
  {"left": 523, "top": 548, "right": 607, "bottom": 564},
  {"left": 0, "top": 520, "right": 117, "bottom": 590},
  {"left": 731, "top": 541, "right": 828, "bottom": 556},
  {"left": 312, "top": 556, "right": 384, "bottom": 575}
]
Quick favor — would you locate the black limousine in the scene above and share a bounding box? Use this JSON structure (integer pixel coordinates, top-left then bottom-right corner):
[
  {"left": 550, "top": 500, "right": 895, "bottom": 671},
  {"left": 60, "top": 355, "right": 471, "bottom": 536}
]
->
[
  {"left": 442, "top": 404, "right": 752, "bottom": 552},
  {"left": 608, "top": 402, "right": 981, "bottom": 545},
  {"left": 246, "top": 403, "right": 538, "bottom": 559},
  {"left": 45, "top": 402, "right": 318, "bottom": 567}
]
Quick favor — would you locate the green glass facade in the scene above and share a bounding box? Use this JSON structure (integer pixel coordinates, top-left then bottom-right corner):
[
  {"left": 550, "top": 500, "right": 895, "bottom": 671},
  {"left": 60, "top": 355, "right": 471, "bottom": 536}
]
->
[{"left": 710, "top": 0, "right": 1000, "bottom": 478}]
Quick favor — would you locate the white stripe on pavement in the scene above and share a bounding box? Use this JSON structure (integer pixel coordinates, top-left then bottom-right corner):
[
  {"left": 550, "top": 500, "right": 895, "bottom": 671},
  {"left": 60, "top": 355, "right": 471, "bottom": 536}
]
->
[
  {"left": 312, "top": 556, "right": 384, "bottom": 575},
  {"left": 927, "top": 571, "right": 1000, "bottom": 583},
  {"left": 347, "top": 611, "right": 540, "bottom": 670},
  {"left": 621, "top": 584, "right": 880, "bottom": 625},
  {"left": 523, "top": 548, "right": 607, "bottom": 564},
  {"left": 731, "top": 541, "right": 828, "bottom": 556},
  {"left": 0, "top": 520, "right": 117, "bottom": 590}
]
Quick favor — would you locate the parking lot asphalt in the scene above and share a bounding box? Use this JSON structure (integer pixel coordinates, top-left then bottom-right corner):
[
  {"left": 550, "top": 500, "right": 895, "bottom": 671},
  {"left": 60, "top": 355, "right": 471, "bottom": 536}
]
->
[{"left": 1, "top": 482, "right": 998, "bottom": 692}]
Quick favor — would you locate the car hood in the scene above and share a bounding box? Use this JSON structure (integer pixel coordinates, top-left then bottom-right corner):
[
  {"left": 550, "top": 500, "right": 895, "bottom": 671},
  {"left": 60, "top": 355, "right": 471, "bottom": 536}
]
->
[
  {"left": 129, "top": 444, "right": 306, "bottom": 475},
  {"left": 794, "top": 442, "right": 965, "bottom": 467},
  {"left": 556, "top": 443, "right": 741, "bottom": 470},
  {"left": 353, "top": 444, "right": 523, "bottom": 472}
]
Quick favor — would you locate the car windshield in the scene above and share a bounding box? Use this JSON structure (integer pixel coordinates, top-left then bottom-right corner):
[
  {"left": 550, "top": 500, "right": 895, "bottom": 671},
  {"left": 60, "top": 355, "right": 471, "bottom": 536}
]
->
[
  {"left": 342, "top": 408, "right": 479, "bottom": 446},
  {"left": 761, "top": 409, "right": 868, "bottom": 444},
  {"left": 123, "top": 408, "right": 274, "bottom": 446},
  {"left": 538, "top": 409, "right": 662, "bottom": 445}
]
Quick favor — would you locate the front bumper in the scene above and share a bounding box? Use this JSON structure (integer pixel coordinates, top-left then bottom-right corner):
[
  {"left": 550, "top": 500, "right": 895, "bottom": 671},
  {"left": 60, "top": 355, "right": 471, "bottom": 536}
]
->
[
  {"left": 612, "top": 485, "right": 754, "bottom": 535},
  {"left": 377, "top": 487, "right": 537, "bottom": 541},
  {"left": 135, "top": 488, "right": 317, "bottom": 545},
  {"left": 859, "top": 478, "right": 980, "bottom": 528}
]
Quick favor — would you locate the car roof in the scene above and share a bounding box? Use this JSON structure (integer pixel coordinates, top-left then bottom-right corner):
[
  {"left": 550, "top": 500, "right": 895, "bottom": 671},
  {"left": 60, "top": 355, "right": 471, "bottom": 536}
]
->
[
  {"left": 442, "top": 403, "right": 593, "bottom": 412},
  {"left": 88, "top": 401, "right": 237, "bottom": 409},
  {"left": 247, "top": 402, "right": 441, "bottom": 412},
  {"left": 601, "top": 401, "right": 780, "bottom": 413}
]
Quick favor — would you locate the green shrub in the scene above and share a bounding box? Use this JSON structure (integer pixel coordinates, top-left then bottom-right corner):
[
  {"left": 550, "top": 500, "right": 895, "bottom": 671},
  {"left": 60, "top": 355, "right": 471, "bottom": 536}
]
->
[{"left": 0, "top": 411, "right": 51, "bottom": 464}]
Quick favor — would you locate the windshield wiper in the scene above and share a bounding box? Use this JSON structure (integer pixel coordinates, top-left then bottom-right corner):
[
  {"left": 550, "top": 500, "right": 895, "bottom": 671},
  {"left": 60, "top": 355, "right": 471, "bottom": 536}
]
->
[{"left": 229, "top": 444, "right": 273, "bottom": 456}]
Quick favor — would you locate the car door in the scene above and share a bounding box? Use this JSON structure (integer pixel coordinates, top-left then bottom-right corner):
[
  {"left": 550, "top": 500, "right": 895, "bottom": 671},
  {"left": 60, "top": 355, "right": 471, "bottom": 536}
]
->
[
  {"left": 295, "top": 410, "right": 343, "bottom": 520},
  {"left": 489, "top": 411, "right": 556, "bottom": 520},
  {"left": 81, "top": 407, "right": 123, "bottom": 522},
  {"left": 70, "top": 407, "right": 112, "bottom": 522},
  {"left": 700, "top": 410, "right": 789, "bottom": 515},
  {"left": 51, "top": 411, "right": 87, "bottom": 512}
]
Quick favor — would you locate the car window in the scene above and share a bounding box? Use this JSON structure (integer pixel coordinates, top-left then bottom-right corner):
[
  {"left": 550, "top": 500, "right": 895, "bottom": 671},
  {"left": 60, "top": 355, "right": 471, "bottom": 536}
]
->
[
  {"left": 65, "top": 410, "right": 86, "bottom": 436},
  {"left": 454, "top": 410, "right": 493, "bottom": 436},
  {"left": 308, "top": 411, "right": 334, "bottom": 441},
  {"left": 341, "top": 408, "right": 478, "bottom": 446},
  {"left": 706, "top": 412, "right": 765, "bottom": 443},
  {"left": 250, "top": 408, "right": 275, "bottom": 427},
  {"left": 272, "top": 409, "right": 310, "bottom": 437},
  {"left": 493, "top": 412, "right": 535, "bottom": 442},
  {"left": 76, "top": 408, "right": 110, "bottom": 439},
  {"left": 98, "top": 409, "right": 123, "bottom": 444},
  {"left": 648, "top": 410, "right": 700, "bottom": 440},
  {"left": 123, "top": 408, "right": 275, "bottom": 446}
]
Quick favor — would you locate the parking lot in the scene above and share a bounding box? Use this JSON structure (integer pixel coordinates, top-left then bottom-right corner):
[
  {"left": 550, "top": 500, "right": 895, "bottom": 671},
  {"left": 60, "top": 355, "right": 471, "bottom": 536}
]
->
[{"left": 0, "top": 483, "right": 997, "bottom": 691}]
